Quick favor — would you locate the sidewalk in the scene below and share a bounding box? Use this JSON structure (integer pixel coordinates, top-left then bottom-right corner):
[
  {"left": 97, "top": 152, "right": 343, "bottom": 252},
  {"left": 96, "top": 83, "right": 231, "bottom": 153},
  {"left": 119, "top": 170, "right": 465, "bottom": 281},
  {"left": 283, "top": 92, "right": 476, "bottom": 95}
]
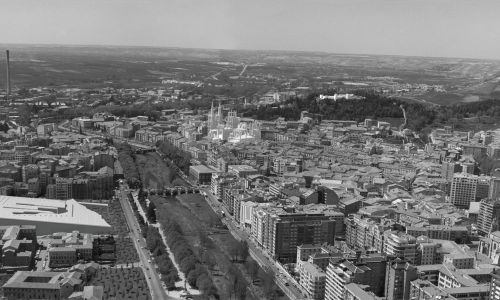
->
[{"left": 131, "top": 189, "right": 201, "bottom": 297}]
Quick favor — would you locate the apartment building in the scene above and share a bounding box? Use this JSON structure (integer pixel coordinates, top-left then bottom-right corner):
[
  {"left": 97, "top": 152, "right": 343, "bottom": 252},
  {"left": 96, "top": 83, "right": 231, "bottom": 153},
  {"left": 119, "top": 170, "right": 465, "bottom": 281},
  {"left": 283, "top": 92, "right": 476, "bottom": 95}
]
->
[
  {"left": 299, "top": 261, "right": 326, "bottom": 300},
  {"left": 450, "top": 173, "right": 478, "bottom": 208},
  {"left": 325, "top": 258, "right": 385, "bottom": 300},
  {"left": 383, "top": 231, "right": 417, "bottom": 264},
  {"left": 492, "top": 269, "right": 500, "bottom": 300},
  {"left": 268, "top": 213, "right": 336, "bottom": 263},
  {"left": 385, "top": 259, "right": 417, "bottom": 300},
  {"left": 477, "top": 198, "right": 500, "bottom": 235}
]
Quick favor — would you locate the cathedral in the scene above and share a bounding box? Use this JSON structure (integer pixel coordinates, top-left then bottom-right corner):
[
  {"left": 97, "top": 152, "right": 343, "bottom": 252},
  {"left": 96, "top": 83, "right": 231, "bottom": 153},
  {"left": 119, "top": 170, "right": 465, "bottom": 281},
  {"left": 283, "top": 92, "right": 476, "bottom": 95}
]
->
[{"left": 207, "top": 102, "right": 261, "bottom": 143}]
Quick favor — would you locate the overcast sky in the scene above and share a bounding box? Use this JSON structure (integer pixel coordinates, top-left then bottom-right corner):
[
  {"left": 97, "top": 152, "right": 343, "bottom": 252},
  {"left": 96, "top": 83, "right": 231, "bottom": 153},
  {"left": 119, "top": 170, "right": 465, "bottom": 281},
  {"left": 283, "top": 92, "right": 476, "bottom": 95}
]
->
[{"left": 0, "top": 0, "right": 499, "bottom": 59}]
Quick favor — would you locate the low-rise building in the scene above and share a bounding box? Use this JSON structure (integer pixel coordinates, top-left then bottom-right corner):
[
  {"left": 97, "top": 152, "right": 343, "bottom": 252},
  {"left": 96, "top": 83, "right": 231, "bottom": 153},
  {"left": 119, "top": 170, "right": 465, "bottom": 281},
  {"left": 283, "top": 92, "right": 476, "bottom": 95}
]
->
[
  {"left": 2, "top": 270, "right": 83, "bottom": 300},
  {"left": 189, "top": 165, "right": 217, "bottom": 185}
]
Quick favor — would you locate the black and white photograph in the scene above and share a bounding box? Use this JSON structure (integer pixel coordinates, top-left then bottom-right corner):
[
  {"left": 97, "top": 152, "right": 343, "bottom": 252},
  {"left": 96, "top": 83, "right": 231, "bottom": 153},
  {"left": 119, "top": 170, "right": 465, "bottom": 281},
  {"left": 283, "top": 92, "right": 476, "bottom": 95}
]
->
[{"left": 0, "top": 1, "right": 500, "bottom": 299}]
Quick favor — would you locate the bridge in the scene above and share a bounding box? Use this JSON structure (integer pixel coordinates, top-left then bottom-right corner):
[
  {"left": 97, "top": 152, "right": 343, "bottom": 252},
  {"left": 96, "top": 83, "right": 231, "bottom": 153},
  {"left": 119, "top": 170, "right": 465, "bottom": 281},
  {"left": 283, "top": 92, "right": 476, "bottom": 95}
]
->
[{"left": 145, "top": 186, "right": 200, "bottom": 197}]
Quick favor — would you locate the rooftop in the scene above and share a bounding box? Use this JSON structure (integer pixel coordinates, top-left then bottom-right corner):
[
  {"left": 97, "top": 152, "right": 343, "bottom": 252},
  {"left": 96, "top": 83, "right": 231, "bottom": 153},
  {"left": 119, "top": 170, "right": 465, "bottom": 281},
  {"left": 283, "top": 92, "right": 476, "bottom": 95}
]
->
[
  {"left": 0, "top": 196, "right": 110, "bottom": 233},
  {"left": 190, "top": 164, "right": 217, "bottom": 173},
  {"left": 4, "top": 271, "right": 67, "bottom": 289}
]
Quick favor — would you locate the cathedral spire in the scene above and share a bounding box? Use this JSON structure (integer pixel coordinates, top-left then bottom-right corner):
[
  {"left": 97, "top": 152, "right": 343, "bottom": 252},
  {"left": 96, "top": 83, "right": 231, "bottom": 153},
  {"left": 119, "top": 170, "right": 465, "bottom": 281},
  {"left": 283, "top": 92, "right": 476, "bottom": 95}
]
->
[{"left": 218, "top": 101, "right": 223, "bottom": 124}]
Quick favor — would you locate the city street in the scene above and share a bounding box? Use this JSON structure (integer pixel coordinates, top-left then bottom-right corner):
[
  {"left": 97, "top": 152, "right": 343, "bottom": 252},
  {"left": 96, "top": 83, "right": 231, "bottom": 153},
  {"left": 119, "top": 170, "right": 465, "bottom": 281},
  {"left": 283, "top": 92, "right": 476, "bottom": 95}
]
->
[
  {"left": 124, "top": 138, "right": 308, "bottom": 299},
  {"left": 201, "top": 188, "right": 307, "bottom": 300},
  {"left": 115, "top": 187, "right": 172, "bottom": 300},
  {"left": 98, "top": 136, "right": 307, "bottom": 299}
]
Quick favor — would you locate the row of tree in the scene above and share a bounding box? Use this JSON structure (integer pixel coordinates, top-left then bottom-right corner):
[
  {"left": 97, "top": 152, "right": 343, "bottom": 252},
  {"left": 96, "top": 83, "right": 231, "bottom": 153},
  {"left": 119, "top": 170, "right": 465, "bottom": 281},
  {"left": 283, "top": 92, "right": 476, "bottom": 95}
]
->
[
  {"left": 224, "top": 240, "right": 281, "bottom": 299},
  {"left": 240, "top": 90, "right": 500, "bottom": 133},
  {"left": 144, "top": 226, "right": 180, "bottom": 289},
  {"left": 127, "top": 194, "right": 180, "bottom": 289},
  {"left": 196, "top": 231, "right": 249, "bottom": 299},
  {"left": 137, "top": 189, "right": 157, "bottom": 223},
  {"left": 227, "top": 239, "right": 249, "bottom": 262},
  {"left": 127, "top": 194, "right": 148, "bottom": 234},
  {"left": 240, "top": 91, "right": 437, "bottom": 131},
  {"left": 116, "top": 143, "right": 142, "bottom": 188},
  {"left": 156, "top": 140, "right": 192, "bottom": 174},
  {"left": 160, "top": 216, "right": 218, "bottom": 296}
]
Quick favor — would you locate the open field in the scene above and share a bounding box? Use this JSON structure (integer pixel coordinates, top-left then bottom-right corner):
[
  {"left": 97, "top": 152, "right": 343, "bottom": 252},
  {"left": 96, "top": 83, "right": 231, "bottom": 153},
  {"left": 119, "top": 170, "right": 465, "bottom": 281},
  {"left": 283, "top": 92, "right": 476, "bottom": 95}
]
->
[
  {"left": 87, "top": 267, "right": 151, "bottom": 300},
  {"left": 3, "top": 44, "right": 500, "bottom": 105}
]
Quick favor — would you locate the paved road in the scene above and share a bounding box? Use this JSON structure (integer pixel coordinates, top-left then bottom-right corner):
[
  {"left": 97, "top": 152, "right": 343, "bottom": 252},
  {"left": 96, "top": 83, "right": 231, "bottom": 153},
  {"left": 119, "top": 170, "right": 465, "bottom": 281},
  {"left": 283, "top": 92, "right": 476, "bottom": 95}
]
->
[
  {"left": 116, "top": 187, "right": 171, "bottom": 300},
  {"left": 102, "top": 137, "right": 306, "bottom": 299},
  {"left": 201, "top": 189, "right": 307, "bottom": 300}
]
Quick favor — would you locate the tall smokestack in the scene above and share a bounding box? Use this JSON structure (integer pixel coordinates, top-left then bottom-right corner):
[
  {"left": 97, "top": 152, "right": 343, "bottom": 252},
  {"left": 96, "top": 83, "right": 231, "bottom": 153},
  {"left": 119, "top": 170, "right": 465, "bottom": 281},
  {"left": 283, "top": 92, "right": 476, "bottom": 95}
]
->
[{"left": 5, "top": 50, "right": 11, "bottom": 95}]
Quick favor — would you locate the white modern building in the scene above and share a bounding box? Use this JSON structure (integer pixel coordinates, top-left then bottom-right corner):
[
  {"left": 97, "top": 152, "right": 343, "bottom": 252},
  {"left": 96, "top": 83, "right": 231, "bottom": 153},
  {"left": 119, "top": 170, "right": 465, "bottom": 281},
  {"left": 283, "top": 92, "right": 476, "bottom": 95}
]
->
[{"left": 0, "top": 196, "right": 111, "bottom": 234}]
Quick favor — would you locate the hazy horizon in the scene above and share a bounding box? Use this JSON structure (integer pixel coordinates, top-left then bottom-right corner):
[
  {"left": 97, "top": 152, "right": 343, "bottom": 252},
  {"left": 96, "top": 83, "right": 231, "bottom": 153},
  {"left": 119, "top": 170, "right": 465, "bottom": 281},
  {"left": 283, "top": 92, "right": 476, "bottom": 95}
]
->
[
  {"left": 0, "top": 0, "right": 500, "bottom": 60},
  {"left": 2, "top": 42, "right": 499, "bottom": 62}
]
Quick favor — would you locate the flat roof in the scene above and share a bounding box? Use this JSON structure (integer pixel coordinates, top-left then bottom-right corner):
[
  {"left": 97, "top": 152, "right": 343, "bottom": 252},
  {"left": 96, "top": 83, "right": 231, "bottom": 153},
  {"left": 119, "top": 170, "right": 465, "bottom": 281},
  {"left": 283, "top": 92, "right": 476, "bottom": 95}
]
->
[
  {"left": 0, "top": 196, "right": 110, "bottom": 234},
  {"left": 3, "top": 271, "right": 63, "bottom": 289},
  {"left": 49, "top": 247, "right": 77, "bottom": 252},
  {"left": 190, "top": 165, "right": 216, "bottom": 173},
  {"left": 228, "top": 165, "right": 258, "bottom": 172}
]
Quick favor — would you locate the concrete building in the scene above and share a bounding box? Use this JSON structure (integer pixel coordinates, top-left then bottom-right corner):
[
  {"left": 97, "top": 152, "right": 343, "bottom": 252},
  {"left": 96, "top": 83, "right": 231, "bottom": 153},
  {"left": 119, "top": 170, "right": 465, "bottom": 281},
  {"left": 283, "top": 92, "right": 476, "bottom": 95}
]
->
[
  {"left": 406, "top": 225, "right": 469, "bottom": 241},
  {"left": 227, "top": 164, "right": 259, "bottom": 178},
  {"left": 299, "top": 261, "right": 326, "bottom": 300},
  {"left": 55, "top": 177, "right": 73, "bottom": 200},
  {"left": 479, "top": 231, "right": 500, "bottom": 262},
  {"left": 2, "top": 270, "right": 83, "bottom": 300},
  {"left": 296, "top": 244, "right": 346, "bottom": 274},
  {"left": 345, "top": 214, "right": 389, "bottom": 252},
  {"left": 383, "top": 231, "right": 417, "bottom": 264},
  {"left": 345, "top": 283, "right": 380, "bottom": 300},
  {"left": 325, "top": 257, "right": 386, "bottom": 300},
  {"left": 268, "top": 212, "right": 335, "bottom": 263},
  {"left": 37, "top": 123, "right": 56, "bottom": 136},
  {"left": 49, "top": 247, "right": 77, "bottom": 268},
  {"left": 490, "top": 178, "right": 500, "bottom": 199},
  {"left": 441, "top": 160, "right": 460, "bottom": 181},
  {"left": 492, "top": 269, "right": 500, "bottom": 300},
  {"left": 385, "top": 259, "right": 417, "bottom": 300},
  {"left": 239, "top": 200, "right": 256, "bottom": 227},
  {"left": 0, "top": 225, "right": 36, "bottom": 268},
  {"left": 0, "top": 196, "right": 111, "bottom": 234},
  {"left": 68, "top": 285, "right": 104, "bottom": 300},
  {"left": 47, "top": 231, "right": 94, "bottom": 267},
  {"left": 210, "top": 173, "right": 237, "bottom": 201},
  {"left": 477, "top": 198, "right": 500, "bottom": 235},
  {"left": 189, "top": 164, "right": 217, "bottom": 185},
  {"left": 450, "top": 173, "right": 478, "bottom": 208},
  {"left": 297, "top": 244, "right": 323, "bottom": 263},
  {"left": 416, "top": 237, "right": 441, "bottom": 266},
  {"left": 410, "top": 278, "right": 489, "bottom": 300}
]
